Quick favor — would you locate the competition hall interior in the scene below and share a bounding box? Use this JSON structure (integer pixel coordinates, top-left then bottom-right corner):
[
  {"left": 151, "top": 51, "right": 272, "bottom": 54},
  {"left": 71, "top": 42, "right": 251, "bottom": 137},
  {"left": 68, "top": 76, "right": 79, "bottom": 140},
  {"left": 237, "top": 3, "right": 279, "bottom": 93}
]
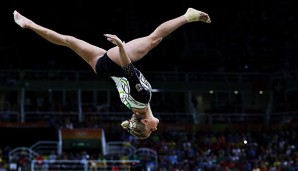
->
[{"left": 0, "top": 0, "right": 297, "bottom": 170}]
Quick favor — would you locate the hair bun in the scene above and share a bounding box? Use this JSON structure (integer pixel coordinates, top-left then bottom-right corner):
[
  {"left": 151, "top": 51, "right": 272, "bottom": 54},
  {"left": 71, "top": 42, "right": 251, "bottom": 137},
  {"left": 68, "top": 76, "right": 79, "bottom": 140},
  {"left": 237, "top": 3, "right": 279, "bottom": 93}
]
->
[{"left": 121, "top": 120, "right": 129, "bottom": 129}]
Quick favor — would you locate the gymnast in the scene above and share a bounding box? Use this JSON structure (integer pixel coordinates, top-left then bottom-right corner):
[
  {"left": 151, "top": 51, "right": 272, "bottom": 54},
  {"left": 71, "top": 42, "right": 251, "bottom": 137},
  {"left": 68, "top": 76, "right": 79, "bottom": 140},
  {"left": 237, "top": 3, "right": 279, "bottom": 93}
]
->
[{"left": 13, "top": 8, "right": 211, "bottom": 139}]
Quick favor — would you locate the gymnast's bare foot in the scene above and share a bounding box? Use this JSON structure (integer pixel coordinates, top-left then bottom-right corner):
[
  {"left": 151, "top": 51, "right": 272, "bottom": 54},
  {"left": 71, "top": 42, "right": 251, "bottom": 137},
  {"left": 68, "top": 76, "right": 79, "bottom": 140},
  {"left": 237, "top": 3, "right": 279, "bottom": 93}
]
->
[
  {"left": 184, "top": 8, "right": 211, "bottom": 23},
  {"left": 13, "top": 10, "right": 32, "bottom": 28}
]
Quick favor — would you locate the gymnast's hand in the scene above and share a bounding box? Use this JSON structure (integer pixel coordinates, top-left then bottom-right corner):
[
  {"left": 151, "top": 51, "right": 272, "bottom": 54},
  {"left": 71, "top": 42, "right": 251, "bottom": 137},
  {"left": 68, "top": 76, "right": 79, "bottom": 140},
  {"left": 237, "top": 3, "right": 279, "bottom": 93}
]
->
[{"left": 104, "top": 34, "right": 124, "bottom": 47}]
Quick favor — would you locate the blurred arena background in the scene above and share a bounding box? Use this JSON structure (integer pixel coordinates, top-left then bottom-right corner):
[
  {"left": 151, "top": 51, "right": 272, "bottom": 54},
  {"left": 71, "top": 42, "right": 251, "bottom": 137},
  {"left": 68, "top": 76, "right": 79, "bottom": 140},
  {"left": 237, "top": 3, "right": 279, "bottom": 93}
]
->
[{"left": 0, "top": 0, "right": 298, "bottom": 170}]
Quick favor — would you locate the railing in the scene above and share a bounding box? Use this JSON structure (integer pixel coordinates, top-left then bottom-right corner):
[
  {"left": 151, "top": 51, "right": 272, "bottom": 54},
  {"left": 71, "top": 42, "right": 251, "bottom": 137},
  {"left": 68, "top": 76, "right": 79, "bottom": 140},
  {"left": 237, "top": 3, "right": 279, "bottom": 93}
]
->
[
  {"left": 0, "top": 111, "right": 20, "bottom": 122},
  {"left": 0, "top": 110, "right": 195, "bottom": 123},
  {"left": 30, "top": 141, "right": 60, "bottom": 156},
  {"left": 2, "top": 69, "right": 298, "bottom": 125},
  {"left": 0, "top": 69, "right": 274, "bottom": 83},
  {"left": 197, "top": 111, "right": 298, "bottom": 124},
  {"left": 8, "top": 147, "right": 39, "bottom": 163},
  {"left": 3, "top": 69, "right": 298, "bottom": 83},
  {"left": 7, "top": 140, "right": 155, "bottom": 171},
  {"left": 30, "top": 159, "right": 141, "bottom": 171},
  {"left": 1, "top": 110, "right": 297, "bottom": 124}
]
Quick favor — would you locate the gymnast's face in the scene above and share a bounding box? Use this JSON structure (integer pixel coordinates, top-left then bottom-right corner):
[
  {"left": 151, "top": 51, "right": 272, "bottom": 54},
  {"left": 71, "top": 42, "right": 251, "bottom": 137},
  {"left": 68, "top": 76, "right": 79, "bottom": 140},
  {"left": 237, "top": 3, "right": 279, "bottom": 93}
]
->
[
  {"left": 143, "top": 116, "right": 159, "bottom": 135},
  {"left": 132, "top": 105, "right": 159, "bottom": 135}
]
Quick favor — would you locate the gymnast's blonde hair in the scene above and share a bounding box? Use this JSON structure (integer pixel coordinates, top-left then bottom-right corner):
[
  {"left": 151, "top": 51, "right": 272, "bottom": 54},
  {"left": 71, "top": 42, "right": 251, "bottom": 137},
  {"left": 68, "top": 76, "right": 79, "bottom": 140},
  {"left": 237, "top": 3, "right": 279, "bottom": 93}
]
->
[{"left": 121, "top": 114, "right": 149, "bottom": 139}]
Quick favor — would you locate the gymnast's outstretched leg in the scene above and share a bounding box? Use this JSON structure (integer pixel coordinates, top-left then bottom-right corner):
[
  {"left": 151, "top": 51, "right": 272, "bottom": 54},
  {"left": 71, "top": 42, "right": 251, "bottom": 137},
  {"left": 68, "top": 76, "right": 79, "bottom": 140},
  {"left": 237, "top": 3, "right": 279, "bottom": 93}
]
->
[
  {"left": 13, "top": 10, "right": 106, "bottom": 72},
  {"left": 106, "top": 8, "right": 211, "bottom": 65}
]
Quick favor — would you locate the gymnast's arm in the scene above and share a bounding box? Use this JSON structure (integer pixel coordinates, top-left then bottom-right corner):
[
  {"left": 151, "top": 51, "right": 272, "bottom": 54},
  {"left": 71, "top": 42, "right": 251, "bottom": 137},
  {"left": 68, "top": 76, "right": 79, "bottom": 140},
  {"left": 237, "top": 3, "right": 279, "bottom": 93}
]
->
[
  {"left": 104, "top": 33, "right": 131, "bottom": 68},
  {"left": 103, "top": 34, "right": 144, "bottom": 92}
]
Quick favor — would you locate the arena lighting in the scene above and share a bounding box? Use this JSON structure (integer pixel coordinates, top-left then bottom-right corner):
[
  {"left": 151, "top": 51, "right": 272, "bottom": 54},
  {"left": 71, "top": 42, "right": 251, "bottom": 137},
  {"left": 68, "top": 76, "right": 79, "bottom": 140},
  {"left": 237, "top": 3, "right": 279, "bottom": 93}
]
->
[
  {"left": 259, "top": 90, "right": 263, "bottom": 95},
  {"left": 209, "top": 90, "right": 214, "bottom": 94},
  {"left": 234, "top": 90, "right": 238, "bottom": 94},
  {"left": 151, "top": 89, "right": 160, "bottom": 92}
]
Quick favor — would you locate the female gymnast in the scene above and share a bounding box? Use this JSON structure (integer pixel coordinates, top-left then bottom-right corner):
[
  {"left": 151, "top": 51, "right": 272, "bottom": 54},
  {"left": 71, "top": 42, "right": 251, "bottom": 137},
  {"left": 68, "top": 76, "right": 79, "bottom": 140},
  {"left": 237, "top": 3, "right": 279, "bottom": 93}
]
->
[{"left": 13, "top": 8, "right": 211, "bottom": 139}]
